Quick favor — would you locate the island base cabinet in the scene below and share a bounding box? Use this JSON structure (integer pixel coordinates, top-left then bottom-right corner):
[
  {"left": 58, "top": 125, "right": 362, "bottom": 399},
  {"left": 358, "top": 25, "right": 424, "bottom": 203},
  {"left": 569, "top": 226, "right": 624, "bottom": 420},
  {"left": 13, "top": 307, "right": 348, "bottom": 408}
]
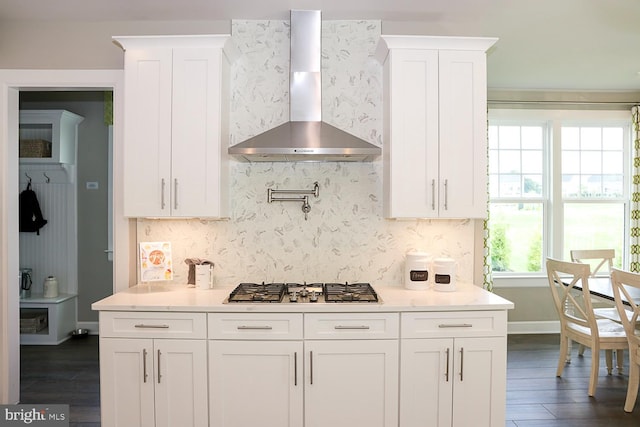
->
[
  {"left": 304, "top": 339, "right": 399, "bottom": 427},
  {"left": 209, "top": 340, "right": 304, "bottom": 427},
  {"left": 100, "top": 338, "right": 208, "bottom": 427},
  {"left": 400, "top": 336, "right": 506, "bottom": 427}
]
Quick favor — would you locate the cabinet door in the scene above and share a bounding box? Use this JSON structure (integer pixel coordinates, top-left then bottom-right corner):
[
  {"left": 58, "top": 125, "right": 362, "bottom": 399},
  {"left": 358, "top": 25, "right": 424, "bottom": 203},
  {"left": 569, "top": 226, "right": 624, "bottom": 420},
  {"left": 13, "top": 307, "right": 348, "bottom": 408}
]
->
[
  {"left": 400, "top": 338, "right": 453, "bottom": 427},
  {"left": 452, "top": 337, "right": 506, "bottom": 427},
  {"left": 209, "top": 340, "right": 304, "bottom": 427},
  {"left": 438, "top": 50, "right": 488, "bottom": 218},
  {"left": 305, "top": 339, "right": 399, "bottom": 427},
  {"left": 384, "top": 48, "right": 439, "bottom": 218},
  {"left": 154, "top": 339, "right": 209, "bottom": 427},
  {"left": 171, "top": 48, "right": 226, "bottom": 218},
  {"left": 122, "top": 47, "right": 173, "bottom": 217},
  {"left": 100, "top": 338, "right": 155, "bottom": 427}
]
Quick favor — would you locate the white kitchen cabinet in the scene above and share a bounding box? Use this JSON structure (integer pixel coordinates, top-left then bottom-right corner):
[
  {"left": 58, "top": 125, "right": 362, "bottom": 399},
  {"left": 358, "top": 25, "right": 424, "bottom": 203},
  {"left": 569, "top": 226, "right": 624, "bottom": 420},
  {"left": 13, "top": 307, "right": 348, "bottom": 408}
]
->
[
  {"left": 376, "top": 36, "right": 497, "bottom": 219},
  {"left": 115, "top": 35, "right": 235, "bottom": 218},
  {"left": 399, "top": 311, "right": 507, "bottom": 427},
  {"left": 304, "top": 339, "right": 398, "bottom": 427},
  {"left": 208, "top": 313, "right": 304, "bottom": 427},
  {"left": 99, "top": 311, "right": 208, "bottom": 427},
  {"left": 19, "top": 109, "right": 84, "bottom": 164},
  {"left": 207, "top": 312, "right": 399, "bottom": 427}
]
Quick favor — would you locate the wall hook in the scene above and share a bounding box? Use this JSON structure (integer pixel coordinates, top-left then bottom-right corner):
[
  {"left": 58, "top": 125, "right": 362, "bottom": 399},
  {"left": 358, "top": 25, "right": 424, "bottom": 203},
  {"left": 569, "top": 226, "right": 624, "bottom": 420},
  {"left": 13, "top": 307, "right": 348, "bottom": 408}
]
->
[
  {"left": 43, "top": 172, "right": 50, "bottom": 183},
  {"left": 25, "top": 172, "right": 32, "bottom": 184}
]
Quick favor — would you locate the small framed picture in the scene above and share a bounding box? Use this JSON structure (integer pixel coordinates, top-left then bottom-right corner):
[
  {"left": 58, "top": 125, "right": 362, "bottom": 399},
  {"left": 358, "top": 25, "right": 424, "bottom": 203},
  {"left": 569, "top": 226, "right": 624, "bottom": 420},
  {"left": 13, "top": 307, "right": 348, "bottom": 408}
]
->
[{"left": 139, "top": 241, "right": 173, "bottom": 282}]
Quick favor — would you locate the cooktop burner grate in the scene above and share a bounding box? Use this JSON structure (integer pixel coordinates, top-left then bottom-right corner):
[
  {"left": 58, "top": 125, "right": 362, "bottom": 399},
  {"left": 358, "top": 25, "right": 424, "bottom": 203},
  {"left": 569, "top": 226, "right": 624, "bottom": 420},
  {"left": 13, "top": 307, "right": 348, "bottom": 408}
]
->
[
  {"left": 227, "top": 282, "right": 286, "bottom": 303},
  {"left": 226, "top": 281, "right": 380, "bottom": 303}
]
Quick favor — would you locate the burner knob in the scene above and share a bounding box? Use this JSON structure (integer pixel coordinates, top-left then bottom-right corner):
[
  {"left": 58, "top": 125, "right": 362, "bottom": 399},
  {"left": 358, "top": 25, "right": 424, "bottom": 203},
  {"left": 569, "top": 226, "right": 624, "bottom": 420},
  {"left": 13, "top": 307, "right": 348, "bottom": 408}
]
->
[
  {"left": 289, "top": 291, "right": 298, "bottom": 302},
  {"left": 309, "top": 291, "right": 318, "bottom": 302},
  {"left": 300, "top": 288, "right": 308, "bottom": 298}
]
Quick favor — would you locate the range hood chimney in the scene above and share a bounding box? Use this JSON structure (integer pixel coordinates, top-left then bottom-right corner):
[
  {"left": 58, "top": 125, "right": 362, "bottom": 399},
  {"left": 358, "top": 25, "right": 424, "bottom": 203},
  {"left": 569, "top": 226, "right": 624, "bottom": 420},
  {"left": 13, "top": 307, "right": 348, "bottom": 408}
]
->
[{"left": 228, "top": 10, "right": 382, "bottom": 162}]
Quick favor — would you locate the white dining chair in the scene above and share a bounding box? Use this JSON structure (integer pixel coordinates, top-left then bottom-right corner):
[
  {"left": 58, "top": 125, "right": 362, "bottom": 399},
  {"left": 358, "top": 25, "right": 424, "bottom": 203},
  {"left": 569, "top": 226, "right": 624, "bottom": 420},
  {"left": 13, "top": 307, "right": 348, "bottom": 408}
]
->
[
  {"left": 569, "top": 249, "right": 621, "bottom": 361},
  {"left": 610, "top": 268, "right": 640, "bottom": 412},
  {"left": 546, "top": 258, "right": 628, "bottom": 396},
  {"left": 570, "top": 249, "right": 615, "bottom": 277}
]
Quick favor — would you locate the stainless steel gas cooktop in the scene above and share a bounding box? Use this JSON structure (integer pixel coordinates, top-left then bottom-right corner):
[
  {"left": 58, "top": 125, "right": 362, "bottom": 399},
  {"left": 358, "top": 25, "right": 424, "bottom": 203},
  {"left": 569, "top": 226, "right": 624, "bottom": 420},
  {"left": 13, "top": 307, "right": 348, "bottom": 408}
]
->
[{"left": 225, "top": 282, "right": 380, "bottom": 304}]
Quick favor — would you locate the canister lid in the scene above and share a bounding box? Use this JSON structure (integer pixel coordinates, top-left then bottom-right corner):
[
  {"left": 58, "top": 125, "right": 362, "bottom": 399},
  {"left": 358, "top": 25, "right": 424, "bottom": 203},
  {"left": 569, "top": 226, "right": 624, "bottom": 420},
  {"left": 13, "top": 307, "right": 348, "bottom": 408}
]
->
[{"left": 433, "top": 257, "right": 455, "bottom": 265}]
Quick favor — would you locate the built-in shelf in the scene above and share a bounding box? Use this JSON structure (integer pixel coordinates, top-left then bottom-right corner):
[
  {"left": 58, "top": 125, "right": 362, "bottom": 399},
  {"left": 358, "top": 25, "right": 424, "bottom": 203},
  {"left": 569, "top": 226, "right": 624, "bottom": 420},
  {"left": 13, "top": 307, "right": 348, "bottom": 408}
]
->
[{"left": 19, "top": 293, "right": 77, "bottom": 345}]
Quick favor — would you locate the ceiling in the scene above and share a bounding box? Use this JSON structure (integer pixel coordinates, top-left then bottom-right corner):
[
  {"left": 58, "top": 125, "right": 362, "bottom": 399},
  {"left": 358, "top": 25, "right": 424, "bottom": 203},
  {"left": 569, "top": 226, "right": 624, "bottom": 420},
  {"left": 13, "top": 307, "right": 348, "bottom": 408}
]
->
[{"left": 2, "top": 0, "right": 640, "bottom": 93}]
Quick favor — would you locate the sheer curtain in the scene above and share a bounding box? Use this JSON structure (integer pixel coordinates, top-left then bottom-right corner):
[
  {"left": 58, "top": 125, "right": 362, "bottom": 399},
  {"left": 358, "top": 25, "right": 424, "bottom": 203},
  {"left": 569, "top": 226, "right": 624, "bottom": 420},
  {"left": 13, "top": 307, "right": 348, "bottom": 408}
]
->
[{"left": 631, "top": 106, "right": 640, "bottom": 272}]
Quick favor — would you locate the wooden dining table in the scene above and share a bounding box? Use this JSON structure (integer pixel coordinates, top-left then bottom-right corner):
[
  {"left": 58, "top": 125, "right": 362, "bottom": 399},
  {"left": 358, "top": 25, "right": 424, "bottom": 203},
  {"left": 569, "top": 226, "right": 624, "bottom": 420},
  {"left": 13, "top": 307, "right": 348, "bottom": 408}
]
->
[{"left": 569, "top": 276, "right": 640, "bottom": 306}]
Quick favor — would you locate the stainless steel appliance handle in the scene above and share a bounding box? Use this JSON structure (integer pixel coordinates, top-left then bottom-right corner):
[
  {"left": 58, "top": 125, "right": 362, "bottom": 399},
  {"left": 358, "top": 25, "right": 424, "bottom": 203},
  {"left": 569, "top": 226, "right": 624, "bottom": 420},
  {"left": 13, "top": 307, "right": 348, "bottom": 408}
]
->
[
  {"left": 444, "top": 179, "right": 448, "bottom": 210},
  {"left": 174, "top": 178, "right": 178, "bottom": 210},
  {"left": 143, "top": 348, "right": 148, "bottom": 383},
  {"left": 236, "top": 325, "right": 273, "bottom": 330},
  {"left": 157, "top": 349, "right": 162, "bottom": 384},
  {"left": 438, "top": 323, "right": 473, "bottom": 328},
  {"left": 310, "top": 351, "right": 314, "bottom": 385},
  {"left": 161, "top": 178, "right": 166, "bottom": 210},
  {"left": 135, "top": 324, "right": 170, "bottom": 329},
  {"left": 431, "top": 179, "right": 436, "bottom": 210},
  {"left": 334, "top": 325, "right": 370, "bottom": 330},
  {"left": 459, "top": 347, "right": 464, "bottom": 381},
  {"left": 445, "top": 348, "right": 450, "bottom": 382},
  {"left": 294, "top": 352, "right": 298, "bottom": 386}
]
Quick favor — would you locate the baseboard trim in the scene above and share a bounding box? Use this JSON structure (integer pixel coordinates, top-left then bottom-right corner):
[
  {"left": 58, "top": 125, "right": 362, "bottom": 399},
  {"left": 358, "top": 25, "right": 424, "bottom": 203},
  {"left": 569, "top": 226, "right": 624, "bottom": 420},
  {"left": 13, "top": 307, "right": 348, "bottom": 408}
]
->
[
  {"left": 76, "top": 321, "right": 99, "bottom": 335},
  {"left": 507, "top": 321, "right": 560, "bottom": 334}
]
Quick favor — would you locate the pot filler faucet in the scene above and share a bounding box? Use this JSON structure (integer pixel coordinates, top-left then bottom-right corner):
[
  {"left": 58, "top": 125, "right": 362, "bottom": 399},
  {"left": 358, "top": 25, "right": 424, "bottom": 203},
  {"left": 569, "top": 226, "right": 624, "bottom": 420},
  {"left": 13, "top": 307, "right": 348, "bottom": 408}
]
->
[{"left": 267, "top": 181, "right": 319, "bottom": 220}]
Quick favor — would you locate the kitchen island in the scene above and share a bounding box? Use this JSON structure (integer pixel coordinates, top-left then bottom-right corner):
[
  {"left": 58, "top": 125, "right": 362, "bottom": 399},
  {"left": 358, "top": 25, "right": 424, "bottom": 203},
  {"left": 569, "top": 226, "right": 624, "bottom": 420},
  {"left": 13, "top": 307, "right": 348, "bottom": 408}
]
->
[{"left": 92, "top": 283, "right": 513, "bottom": 427}]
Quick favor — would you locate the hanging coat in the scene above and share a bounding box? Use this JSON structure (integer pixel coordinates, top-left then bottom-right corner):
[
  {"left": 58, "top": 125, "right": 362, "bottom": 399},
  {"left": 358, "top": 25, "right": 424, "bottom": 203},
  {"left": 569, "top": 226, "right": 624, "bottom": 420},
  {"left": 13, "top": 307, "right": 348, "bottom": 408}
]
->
[{"left": 19, "top": 183, "right": 47, "bottom": 235}]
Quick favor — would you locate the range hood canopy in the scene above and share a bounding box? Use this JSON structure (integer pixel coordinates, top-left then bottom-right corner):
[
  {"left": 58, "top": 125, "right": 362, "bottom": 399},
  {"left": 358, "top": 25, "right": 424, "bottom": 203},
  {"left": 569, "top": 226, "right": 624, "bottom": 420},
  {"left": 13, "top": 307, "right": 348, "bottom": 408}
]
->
[{"left": 229, "top": 10, "right": 382, "bottom": 162}]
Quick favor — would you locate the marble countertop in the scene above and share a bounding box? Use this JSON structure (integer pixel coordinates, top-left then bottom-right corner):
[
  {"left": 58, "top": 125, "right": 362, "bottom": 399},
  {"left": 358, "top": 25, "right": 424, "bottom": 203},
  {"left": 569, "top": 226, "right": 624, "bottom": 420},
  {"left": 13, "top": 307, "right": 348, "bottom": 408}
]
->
[{"left": 91, "top": 283, "right": 514, "bottom": 313}]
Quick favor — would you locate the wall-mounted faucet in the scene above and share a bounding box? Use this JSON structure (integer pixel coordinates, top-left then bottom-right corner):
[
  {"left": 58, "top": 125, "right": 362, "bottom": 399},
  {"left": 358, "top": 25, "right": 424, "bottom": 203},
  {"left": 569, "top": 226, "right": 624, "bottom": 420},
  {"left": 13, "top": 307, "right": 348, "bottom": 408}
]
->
[{"left": 267, "top": 182, "right": 319, "bottom": 220}]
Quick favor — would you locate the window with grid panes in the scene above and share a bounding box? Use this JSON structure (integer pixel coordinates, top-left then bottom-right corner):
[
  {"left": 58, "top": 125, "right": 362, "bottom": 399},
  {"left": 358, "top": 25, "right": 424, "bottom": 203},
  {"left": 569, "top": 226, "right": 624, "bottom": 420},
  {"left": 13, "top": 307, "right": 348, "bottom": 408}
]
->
[{"left": 488, "top": 109, "right": 630, "bottom": 276}]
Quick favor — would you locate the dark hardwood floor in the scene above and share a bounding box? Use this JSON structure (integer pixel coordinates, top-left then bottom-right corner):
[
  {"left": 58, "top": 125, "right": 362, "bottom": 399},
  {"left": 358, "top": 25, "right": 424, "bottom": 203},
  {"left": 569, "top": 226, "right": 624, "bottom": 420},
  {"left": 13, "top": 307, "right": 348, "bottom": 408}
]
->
[
  {"left": 20, "top": 335, "right": 100, "bottom": 427},
  {"left": 507, "top": 334, "right": 640, "bottom": 426},
  {"left": 19, "top": 333, "right": 640, "bottom": 427}
]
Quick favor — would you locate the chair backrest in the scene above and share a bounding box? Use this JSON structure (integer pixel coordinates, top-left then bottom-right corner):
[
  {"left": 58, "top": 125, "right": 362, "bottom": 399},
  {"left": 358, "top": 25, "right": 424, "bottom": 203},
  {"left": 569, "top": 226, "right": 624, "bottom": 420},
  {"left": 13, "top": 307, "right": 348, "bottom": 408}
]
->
[
  {"left": 610, "top": 268, "right": 640, "bottom": 351},
  {"left": 570, "top": 249, "right": 615, "bottom": 277},
  {"left": 546, "top": 258, "right": 598, "bottom": 334}
]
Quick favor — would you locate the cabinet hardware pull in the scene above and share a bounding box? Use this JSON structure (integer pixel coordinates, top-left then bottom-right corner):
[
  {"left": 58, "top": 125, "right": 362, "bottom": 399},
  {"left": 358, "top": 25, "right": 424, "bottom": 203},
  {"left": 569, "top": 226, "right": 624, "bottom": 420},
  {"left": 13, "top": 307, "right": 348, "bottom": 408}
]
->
[
  {"left": 294, "top": 352, "right": 298, "bottom": 386},
  {"left": 444, "top": 179, "right": 448, "bottom": 210},
  {"left": 174, "top": 178, "right": 178, "bottom": 210},
  {"left": 310, "top": 351, "right": 314, "bottom": 385},
  {"left": 157, "top": 349, "right": 162, "bottom": 384},
  {"left": 334, "top": 325, "right": 370, "bottom": 330},
  {"left": 236, "top": 325, "right": 273, "bottom": 330},
  {"left": 161, "top": 178, "right": 166, "bottom": 210},
  {"left": 143, "top": 348, "right": 148, "bottom": 383},
  {"left": 438, "top": 323, "right": 473, "bottom": 328},
  {"left": 445, "top": 348, "right": 450, "bottom": 382},
  {"left": 134, "top": 324, "right": 170, "bottom": 329},
  {"left": 431, "top": 179, "right": 436, "bottom": 210},
  {"left": 459, "top": 347, "right": 464, "bottom": 381}
]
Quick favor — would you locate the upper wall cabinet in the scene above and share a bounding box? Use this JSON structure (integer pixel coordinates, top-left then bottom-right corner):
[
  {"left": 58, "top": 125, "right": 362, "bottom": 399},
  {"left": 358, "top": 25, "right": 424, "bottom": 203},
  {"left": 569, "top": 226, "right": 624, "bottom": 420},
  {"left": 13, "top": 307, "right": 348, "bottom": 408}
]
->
[
  {"left": 375, "top": 36, "right": 497, "bottom": 219},
  {"left": 115, "top": 35, "right": 237, "bottom": 218},
  {"left": 19, "top": 110, "right": 84, "bottom": 164}
]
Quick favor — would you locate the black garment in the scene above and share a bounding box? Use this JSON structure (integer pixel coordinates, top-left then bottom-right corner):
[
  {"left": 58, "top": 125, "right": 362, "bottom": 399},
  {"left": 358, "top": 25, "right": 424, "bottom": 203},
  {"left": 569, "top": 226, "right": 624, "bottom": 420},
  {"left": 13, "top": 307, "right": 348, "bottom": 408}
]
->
[{"left": 19, "top": 183, "right": 47, "bottom": 235}]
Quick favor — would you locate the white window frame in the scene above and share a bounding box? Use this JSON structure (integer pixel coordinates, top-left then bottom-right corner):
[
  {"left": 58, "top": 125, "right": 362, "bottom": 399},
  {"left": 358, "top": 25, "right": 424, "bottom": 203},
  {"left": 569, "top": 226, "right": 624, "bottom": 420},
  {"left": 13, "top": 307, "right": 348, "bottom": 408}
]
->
[{"left": 489, "top": 108, "right": 632, "bottom": 288}]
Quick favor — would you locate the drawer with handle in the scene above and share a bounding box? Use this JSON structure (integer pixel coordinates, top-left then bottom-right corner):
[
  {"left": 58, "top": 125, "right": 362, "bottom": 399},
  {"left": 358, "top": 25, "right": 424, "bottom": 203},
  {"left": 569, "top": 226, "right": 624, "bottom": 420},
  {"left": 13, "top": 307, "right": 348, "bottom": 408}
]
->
[
  {"left": 208, "top": 313, "right": 303, "bottom": 340},
  {"left": 304, "top": 313, "right": 399, "bottom": 339},
  {"left": 401, "top": 311, "right": 507, "bottom": 338},
  {"left": 99, "top": 311, "right": 206, "bottom": 339}
]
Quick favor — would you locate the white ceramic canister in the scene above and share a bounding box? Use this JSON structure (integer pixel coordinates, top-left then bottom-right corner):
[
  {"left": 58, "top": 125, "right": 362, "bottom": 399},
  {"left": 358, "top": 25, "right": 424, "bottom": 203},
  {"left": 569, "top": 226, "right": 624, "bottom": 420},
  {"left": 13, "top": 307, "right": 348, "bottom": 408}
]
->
[
  {"left": 195, "top": 264, "right": 214, "bottom": 289},
  {"left": 43, "top": 275, "right": 59, "bottom": 298},
  {"left": 404, "top": 251, "right": 431, "bottom": 290},
  {"left": 433, "top": 258, "right": 456, "bottom": 292}
]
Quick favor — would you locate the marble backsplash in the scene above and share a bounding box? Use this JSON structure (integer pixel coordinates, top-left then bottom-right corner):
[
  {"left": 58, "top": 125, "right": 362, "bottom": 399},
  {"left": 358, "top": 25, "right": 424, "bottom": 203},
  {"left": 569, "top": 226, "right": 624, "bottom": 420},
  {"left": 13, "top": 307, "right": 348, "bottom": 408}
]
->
[{"left": 136, "top": 20, "right": 476, "bottom": 287}]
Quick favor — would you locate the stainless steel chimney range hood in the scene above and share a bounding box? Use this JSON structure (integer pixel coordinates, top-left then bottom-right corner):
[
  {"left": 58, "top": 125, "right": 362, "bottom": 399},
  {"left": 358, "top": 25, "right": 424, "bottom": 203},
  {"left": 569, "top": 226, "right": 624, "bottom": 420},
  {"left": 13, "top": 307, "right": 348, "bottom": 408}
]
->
[{"left": 228, "top": 10, "right": 382, "bottom": 162}]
